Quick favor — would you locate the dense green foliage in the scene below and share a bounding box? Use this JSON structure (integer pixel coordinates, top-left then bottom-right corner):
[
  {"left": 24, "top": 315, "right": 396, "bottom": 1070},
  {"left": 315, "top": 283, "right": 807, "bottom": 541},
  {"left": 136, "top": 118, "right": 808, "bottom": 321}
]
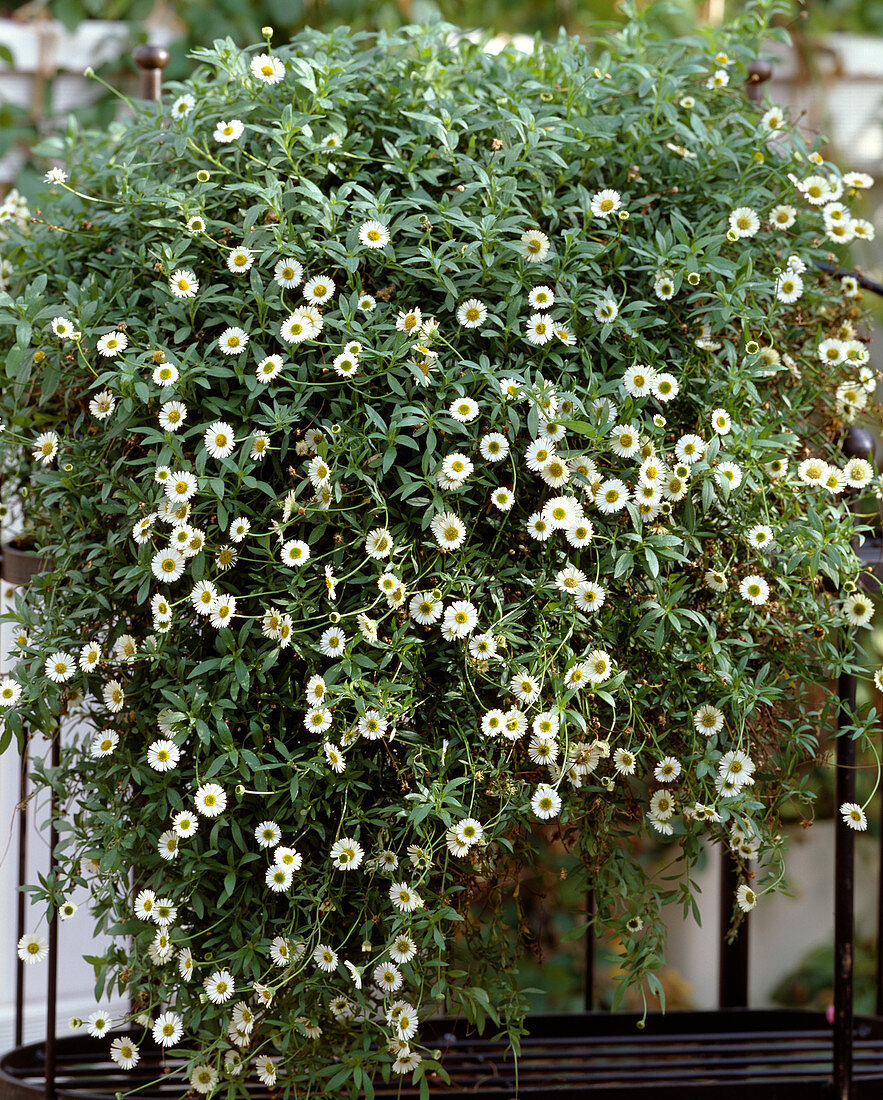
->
[{"left": 1, "top": 3, "right": 881, "bottom": 1094}]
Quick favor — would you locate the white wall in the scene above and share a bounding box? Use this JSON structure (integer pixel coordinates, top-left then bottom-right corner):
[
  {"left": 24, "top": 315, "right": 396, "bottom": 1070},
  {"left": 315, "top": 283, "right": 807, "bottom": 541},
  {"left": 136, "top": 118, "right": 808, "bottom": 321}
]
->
[
  {"left": 0, "top": 577, "right": 128, "bottom": 1054},
  {"left": 662, "top": 823, "right": 879, "bottom": 1009}
]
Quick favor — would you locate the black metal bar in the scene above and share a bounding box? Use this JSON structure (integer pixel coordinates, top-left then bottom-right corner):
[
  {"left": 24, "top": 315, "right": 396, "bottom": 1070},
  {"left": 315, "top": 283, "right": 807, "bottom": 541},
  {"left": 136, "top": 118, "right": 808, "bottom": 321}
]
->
[
  {"left": 14, "top": 735, "right": 29, "bottom": 1048},
  {"left": 878, "top": 749, "right": 883, "bottom": 1017},
  {"left": 744, "top": 58, "right": 772, "bottom": 104},
  {"left": 584, "top": 887, "right": 594, "bottom": 1011},
  {"left": 834, "top": 666, "right": 856, "bottom": 1100},
  {"left": 718, "top": 851, "right": 749, "bottom": 1008},
  {"left": 44, "top": 735, "right": 59, "bottom": 1100},
  {"left": 815, "top": 261, "right": 883, "bottom": 299}
]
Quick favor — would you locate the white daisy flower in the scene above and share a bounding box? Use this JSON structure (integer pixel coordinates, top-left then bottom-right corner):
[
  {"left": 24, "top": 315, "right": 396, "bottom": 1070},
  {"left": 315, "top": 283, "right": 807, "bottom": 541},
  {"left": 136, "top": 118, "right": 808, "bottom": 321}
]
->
[
  {"left": 359, "top": 220, "right": 391, "bottom": 248},
  {"left": 103, "top": 679, "right": 125, "bottom": 712},
  {"left": 147, "top": 739, "right": 180, "bottom": 772},
  {"left": 313, "top": 943, "right": 339, "bottom": 972},
  {"left": 250, "top": 53, "right": 285, "bottom": 83},
  {"left": 528, "top": 285, "right": 555, "bottom": 310},
  {"left": 520, "top": 228, "right": 550, "bottom": 262},
  {"left": 389, "top": 882, "right": 423, "bottom": 913},
  {"left": 478, "top": 432, "right": 509, "bottom": 462},
  {"left": 88, "top": 389, "right": 116, "bottom": 419},
  {"left": 330, "top": 837, "right": 365, "bottom": 871},
  {"left": 651, "top": 372, "right": 679, "bottom": 401},
  {"left": 596, "top": 478, "right": 629, "bottom": 513},
  {"left": 303, "top": 275, "right": 335, "bottom": 304},
  {"left": 229, "top": 516, "right": 250, "bottom": 542},
  {"left": 746, "top": 524, "right": 774, "bottom": 550},
  {"left": 449, "top": 396, "right": 479, "bottom": 422},
  {"left": 0, "top": 678, "right": 22, "bottom": 706},
  {"left": 775, "top": 271, "right": 803, "bottom": 303},
  {"left": 622, "top": 364, "right": 656, "bottom": 397},
  {"left": 109, "top": 1037, "right": 140, "bottom": 1071},
  {"left": 273, "top": 256, "right": 303, "bottom": 288},
  {"left": 218, "top": 326, "right": 248, "bottom": 355},
  {"left": 194, "top": 783, "right": 227, "bottom": 817},
  {"left": 531, "top": 784, "right": 562, "bottom": 820},
  {"left": 226, "top": 248, "right": 254, "bottom": 275},
  {"left": 844, "top": 593, "right": 874, "bottom": 627},
  {"left": 654, "top": 756, "right": 681, "bottom": 783},
  {"left": 574, "top": 582, "right": 606, "bottom": 613},
  {"left": 409, "top": 592, "right": 444, "bottom": 625},
  {"left": 33, "top": 430, "right": 60, "bottom": 465},
  {"left": 728, "top": 207, "right": 760, "bottom": 237},
  {"left": 204, "top": 421, "right": 236, "bottom": 458},
  {"left": 50, "top": 316, "right": 75, "bottom": 338},
  {"left": 90, "top": 730, "right": 118, "bottom": 758},
  {"left": 844, "top": 457, "right": 874, "bottom": 488},
  {"left": 585, "top": 649, "right": 612, "bottom": 683},
  {"left": 151, "top": 547, "right": 185, "bottom": 582},
  {"left": 739, "top": 574, "right": 769, "bottom": 605},
  {"left": 168, "top": 269, "right": 198, "bottom": 299},
  {"left": 841, "top": 802, "right": 868, "bottom": 831},
  {"left": 45, "top": 651, "right": 76, "bottom": 683},
  {"left": 456, "top": 298, "right": 488, "bottom": 328},
  {"left": 256, "top": 354, "right": 284, "bottom": 383},
  {"left": 610, "top": 423, "right": 641, "bottom": 458},
  {"left": 510, "top": 671, "right": 541, "bottom": 704},
  {"left": 152, "top": 1011, "right": 183, "bottom": 1047},
  {"left": 210, "top": 594, "right": 236, "bottom": 629},
  {"left": 715, "top": 462, "right": 743, "bottom": 490},
  {"left": 594, "top": 298, "right": 618, "bottom": 323},
  {"left": 86, "top": 1011, "right": 112, "bottom": 1037},
  {"left": 694, "top": 704, "right": 724, "bottom": 736},
  {"left": 319, "top": 627, "right": 347, "bottom": 657},
  {"left": 172, "top": 811, "right": 197, "bottom": 837},
  {"left": 158, "top": 401, "right": 187, "bottom": 431},
  {"left": 591, "top": 189, "right": 622, "bottom": 217},
  {"left": 430, "top": 510, "right": 467, "bottom": 550},
  {"left": 214, "top": 119, "right": 244, "bottom": 143},
  {"left": 170, "top": 93, "right": 195, "bottom": 118},
  {"left": 96, "top": 331, "right": 127, "bottom": 357},
  {"left": 190, "top": 1065, "right": 218, "bottom": 1094}
]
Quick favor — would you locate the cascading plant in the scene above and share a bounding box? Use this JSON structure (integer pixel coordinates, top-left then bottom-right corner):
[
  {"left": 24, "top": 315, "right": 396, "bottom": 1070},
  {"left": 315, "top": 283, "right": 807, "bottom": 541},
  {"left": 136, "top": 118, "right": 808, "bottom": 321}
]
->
[{"left": 1, "top": 2, "right": 881, "bottom": 1095}]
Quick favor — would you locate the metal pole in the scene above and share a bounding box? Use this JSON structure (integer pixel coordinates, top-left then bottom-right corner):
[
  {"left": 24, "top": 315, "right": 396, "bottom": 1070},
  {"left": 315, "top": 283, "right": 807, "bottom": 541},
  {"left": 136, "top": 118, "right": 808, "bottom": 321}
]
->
[
  {"left": 878, "top": 745, "right": 883, "bottom": 1016},
  {"left": 718, "top": 851, "right": 749, "bottom": 1008},
  {"left": 44, "top": 734, "right": 59, "bottom": 1100},
  {"left": 744, "top": 58, "right": 772, "bottom": 104},
  {"left": 833, "top": 427, "right": 871, "bottom": 1099},
  {"left": 834, "top": 668, "right": 856, "bottom": 1100},
  {"left": 15, "top": 734, "right": 29, "bottom": 1048},
  {"left": 133, "top": 45, "right": 170, "bottom": 103},
  {"left": 584, "top": 887, "right": 594, "bottom": 1011}
]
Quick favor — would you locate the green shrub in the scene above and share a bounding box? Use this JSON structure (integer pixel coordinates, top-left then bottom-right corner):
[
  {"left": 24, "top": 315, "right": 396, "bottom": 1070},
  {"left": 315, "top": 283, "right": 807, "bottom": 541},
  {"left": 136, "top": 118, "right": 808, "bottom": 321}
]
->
[{"left": 1, "top": 2, "right": 880, "bottom": 1093}]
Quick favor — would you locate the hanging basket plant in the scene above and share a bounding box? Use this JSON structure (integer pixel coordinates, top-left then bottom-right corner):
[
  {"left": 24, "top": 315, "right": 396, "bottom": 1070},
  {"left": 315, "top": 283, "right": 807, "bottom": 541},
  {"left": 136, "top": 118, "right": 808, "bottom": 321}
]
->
[{"left": 0, "top": 0, "right": 880, "bottom": 1093}]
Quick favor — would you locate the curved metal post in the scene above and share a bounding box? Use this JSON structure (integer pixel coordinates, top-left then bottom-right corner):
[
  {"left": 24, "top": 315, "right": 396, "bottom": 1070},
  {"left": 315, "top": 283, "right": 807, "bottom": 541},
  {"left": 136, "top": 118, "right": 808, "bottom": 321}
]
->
[{"left": 133, "top": 45, "right": 170, "bottom": 103}]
